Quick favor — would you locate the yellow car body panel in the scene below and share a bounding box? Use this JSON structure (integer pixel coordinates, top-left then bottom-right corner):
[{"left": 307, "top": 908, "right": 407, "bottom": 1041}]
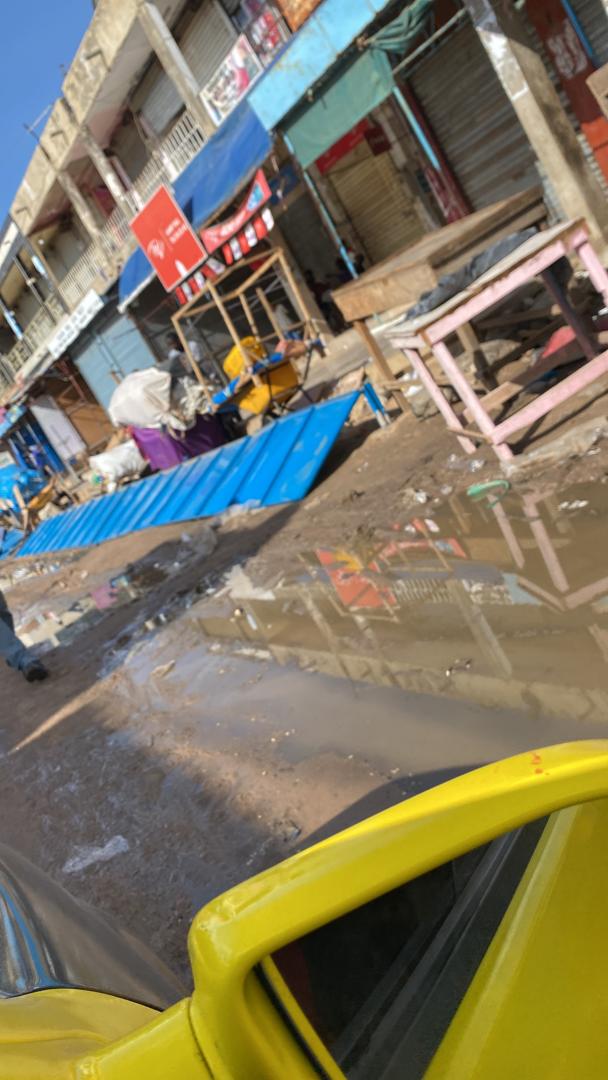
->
[
  {"left": 187, "top": 740, "right": 608, "bottom": 1078},
  {"left": 426, "top": 797, "right": 608, "bottom": 1079},
  {"left": 2, "top": 741, "right": 608, "bottom": 1077},
  {"left": 0, "top": 989, "right": 156, "bottom": 1079}
]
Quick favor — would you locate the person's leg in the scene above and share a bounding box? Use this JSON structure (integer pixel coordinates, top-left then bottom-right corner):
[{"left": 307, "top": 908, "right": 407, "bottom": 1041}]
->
[
  {"left": 0, "top": 614, "right": 29, "bottom": 671},
  {"left": 0, "top": 594, "right": 47, "bottom": 681}
]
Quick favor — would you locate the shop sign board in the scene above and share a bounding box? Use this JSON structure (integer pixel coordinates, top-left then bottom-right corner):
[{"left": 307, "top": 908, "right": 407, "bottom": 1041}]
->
[
  {"left": 202, "top": 35, "right": 263, "bottom": 126},
  {"left": 525, "top": 0, "right": 608, "bottom": 182},
  {"left": 315, "top": 120, "right": 369, "bottom": 174},
  {"left": 129, "top": 186, "right": 207, "bottom": 292},
  {"left": 276, "top": 0, "right": 322, "bottom": 31},
  {"left": 48, "top": 289, "right": 104, "bottom": 360},
  {"left": 200, "top": 170, "right": 271, "bottom": 253}
]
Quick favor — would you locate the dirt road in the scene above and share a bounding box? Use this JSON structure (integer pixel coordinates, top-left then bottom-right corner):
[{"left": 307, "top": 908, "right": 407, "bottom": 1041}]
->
[{"left": 2, "top": 406, "right": 608, "bottom": 982}]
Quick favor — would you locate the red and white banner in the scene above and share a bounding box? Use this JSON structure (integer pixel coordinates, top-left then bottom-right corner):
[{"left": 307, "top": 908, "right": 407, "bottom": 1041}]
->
[
  {"left": 174, "top": 257, "right": 226, "bottom": 306},
  {"left": 130, "top": 185, "right": 207, "bottom": 292},
  {"left": 221, "top": 207, "right": 274, "bottom": 265},
  {"left": 201, "top": 170, "right": 272, "bottom": 253}
]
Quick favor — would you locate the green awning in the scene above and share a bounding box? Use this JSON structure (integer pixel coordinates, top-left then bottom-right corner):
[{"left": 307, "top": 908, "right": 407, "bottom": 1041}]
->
[
  {"left": 282, "top": 49, "right": 395, "bottom": 170},
  {"left": 370, "top": 0, "right": 435, "bottom": 54}
]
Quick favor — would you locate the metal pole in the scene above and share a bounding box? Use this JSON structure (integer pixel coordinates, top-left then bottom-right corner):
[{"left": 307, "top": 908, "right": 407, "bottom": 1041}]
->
[
  {"left": 391, "top": 85, "right": 441, "bottom": 171},
  {"left": 283, "top": 134, "right": 358, "bottom": 280}
]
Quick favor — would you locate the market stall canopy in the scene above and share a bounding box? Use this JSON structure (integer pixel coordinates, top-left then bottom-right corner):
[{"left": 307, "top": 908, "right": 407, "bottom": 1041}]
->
[
  {"left": 368, "top": 0, "right": 434, "bottom": 53},
  {"left": 119, "top": 101, "right": 273, "bottom": 309},
  {"left": 281, "top": 48, "right": 394, "bottom": 169}
]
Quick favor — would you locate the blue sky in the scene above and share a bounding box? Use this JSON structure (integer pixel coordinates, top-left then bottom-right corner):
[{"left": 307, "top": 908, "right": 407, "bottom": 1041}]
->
[{"left": 0, "top": 1, "right": 91, "bottom": 223}]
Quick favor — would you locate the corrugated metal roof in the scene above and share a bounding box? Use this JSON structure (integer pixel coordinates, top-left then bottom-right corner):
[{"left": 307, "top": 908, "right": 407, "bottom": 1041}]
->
[{"left": 14, "top": 392, "right": 360, "bottom": 560}]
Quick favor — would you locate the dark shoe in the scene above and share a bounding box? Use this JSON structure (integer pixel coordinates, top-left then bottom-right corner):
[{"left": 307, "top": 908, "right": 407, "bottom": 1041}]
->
[{"left": 22, "top": 660, "right": 49, "bottom": 683}]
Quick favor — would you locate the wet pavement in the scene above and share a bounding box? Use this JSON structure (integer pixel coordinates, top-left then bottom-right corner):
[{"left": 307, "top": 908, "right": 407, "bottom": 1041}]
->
[
  {"left": 108, "top": 476, "right": 608, "bottom": 793},
  {"left": 3, "top": 471, "right": 608, "bottom": 979}
]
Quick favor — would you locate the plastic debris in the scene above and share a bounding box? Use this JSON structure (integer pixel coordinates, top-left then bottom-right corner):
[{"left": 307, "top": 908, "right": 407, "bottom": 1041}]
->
[
  {"left": 152, "top": 660, "right": 175, "bottom": 679},
  {"left": 558, "top": 499, "right": 589, "bottom": 511},
  {"left": 63, "top": 835, "right": 129, "bottom": 874},
  {"left": 468, "top": 458, "right": 485, "bottom": 473}
]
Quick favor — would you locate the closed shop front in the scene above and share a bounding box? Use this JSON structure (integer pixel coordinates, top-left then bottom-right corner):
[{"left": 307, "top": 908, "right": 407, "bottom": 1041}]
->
[
  {"left": 132, "top": 0, "right": 236, "bottom": 136},
  {"left": 72, "top": 311, "right": 157, "bottom": 412},
  {"left": 323, "top": 131, "right": 426, "bottom": 266},
  {"left": 409, "top": 21, "right": 538, "bottom": 210},
  {"left": 570, "top": 0, "right": 608, "bottom": 66}
]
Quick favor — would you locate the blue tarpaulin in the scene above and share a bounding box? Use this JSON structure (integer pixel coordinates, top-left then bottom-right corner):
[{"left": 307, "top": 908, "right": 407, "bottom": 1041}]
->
[
  {"left": 12, "top": 392, "right": 360, "bottom": 559},
  {"left": 118, "top": 101, "right": 272, "bottom": 308}
]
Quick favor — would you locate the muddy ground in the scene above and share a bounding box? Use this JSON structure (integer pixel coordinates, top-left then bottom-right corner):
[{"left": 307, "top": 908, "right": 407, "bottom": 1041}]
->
[{"left": 2, "top": 387, "right": 608, "bottom": 985}]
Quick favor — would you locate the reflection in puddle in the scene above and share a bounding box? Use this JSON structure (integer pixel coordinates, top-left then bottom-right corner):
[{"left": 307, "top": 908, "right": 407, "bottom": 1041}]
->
[{"left": 194, "top": 481, "right": 608, "bottom": 725}]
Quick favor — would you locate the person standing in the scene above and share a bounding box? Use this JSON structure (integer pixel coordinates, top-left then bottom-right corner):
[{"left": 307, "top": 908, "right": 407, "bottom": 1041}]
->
[{"left": 0, "top": 591, "right": 48, "bottom": 682}]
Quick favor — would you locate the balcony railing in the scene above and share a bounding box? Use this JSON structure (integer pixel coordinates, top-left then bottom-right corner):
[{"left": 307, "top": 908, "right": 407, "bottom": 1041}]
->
[{"left": 1, "top": 107, "right": 208, "bottom": 382}]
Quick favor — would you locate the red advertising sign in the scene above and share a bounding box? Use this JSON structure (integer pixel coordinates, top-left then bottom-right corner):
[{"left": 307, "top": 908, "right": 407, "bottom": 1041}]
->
[
  {"left": 129, "top": 185, "right": 207, "bottom": 292},
  {"left": 315, "top": 120, "right": 370, "bottom": 175},
  {"left": 525, "top": 0, "right": 608, "bottom": 182},
  {"left": 200, "top": 169, "right": 271, "bottom": 253}
]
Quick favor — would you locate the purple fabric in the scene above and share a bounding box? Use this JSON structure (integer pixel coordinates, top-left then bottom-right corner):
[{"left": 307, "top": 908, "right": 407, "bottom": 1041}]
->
[
  {"left": 171, "top": 413, "right": 226, "bottom": 458},
  {"left": 131, "top": 414, "right": 226, "bottom": 473},
  {"left": 130, "top": 428, "right": 187, "bottom": 471}
]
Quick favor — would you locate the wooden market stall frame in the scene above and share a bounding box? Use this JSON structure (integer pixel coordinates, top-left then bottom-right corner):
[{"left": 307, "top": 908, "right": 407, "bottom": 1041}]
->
[{"left": 171, "top": 247, "right": 319, "bottom": 403}]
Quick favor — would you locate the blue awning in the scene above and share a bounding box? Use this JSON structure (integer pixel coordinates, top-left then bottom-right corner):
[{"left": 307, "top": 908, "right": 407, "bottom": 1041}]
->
[{"left": 119, "top": 100, "right": 272, "bottom": 309}]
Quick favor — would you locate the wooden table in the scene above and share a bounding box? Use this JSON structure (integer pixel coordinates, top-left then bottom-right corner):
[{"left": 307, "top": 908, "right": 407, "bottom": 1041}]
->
[
  {"left": 386, "top": 219, "right": 608, "bottom": 462},
  {"left": 332, "top": 188, "right": 548, "bottom": 410}
]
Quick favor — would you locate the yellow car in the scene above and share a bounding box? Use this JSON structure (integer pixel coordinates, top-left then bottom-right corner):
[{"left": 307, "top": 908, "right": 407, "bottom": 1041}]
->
[{"left": 2, "top": 741, "right": 607, "bottom": 1078}]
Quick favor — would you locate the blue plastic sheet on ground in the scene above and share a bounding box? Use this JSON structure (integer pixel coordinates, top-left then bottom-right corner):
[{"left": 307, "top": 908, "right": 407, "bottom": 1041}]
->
[{"left": 12, "top": 393, "right": 360, "bottom": 560}]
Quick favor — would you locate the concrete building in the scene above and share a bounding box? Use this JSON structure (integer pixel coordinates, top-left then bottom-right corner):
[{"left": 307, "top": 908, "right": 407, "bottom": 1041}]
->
[{"left": 0, "top": 0, "right": 608, "bottom": 463}]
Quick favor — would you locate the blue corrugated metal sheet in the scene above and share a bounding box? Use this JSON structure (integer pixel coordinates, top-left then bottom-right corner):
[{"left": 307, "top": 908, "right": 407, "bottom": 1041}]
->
[
  {"left": 13, "top": 393, "right": 360, "bottom": 560},
  {"left": 249, "top": 0, "right": 391, "bottom": 132}
]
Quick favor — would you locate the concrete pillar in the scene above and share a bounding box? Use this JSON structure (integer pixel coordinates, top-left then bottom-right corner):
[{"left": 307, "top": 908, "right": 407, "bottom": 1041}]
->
[
  {"left": 463, "top": 0, "right": 608, "bottom": 252},
  {"left": 56, "top": 170, "right": 101, "bottom": 244},
  {"left": 136, "top": 1, "right": 215, "bottom": 138},
  {"left": 79, "top": 126, "right": 133, "bottom": 213}
]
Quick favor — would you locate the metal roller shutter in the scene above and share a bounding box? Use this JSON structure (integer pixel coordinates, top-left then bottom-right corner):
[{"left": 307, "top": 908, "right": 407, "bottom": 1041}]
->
[
  {"left": 133, "top": 1, "right": 236, "bottom": 136},
  {"left": 522, "top": 6, "right": 608, "bottom": 198},
  {"left": 181, "top": 0, "right": 237, "bottom": 87},
  {"left": 570, "top": 0, "right": 608, "bottom": 66},
  {"left": 409, "top": 22, "right": 538, "bottom": 210},
  {"left": 73, "top": 313, "right": 157, "bottom": 411},
  {"left": 327, "top": 140, "right": 425, "bottom": 265},
  {"left": 132, "top": 60, "right": 182, "bottom": 137}
]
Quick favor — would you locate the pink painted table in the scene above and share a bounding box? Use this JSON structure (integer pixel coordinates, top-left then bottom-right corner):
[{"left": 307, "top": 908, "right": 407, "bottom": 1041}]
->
[{"left": 387, "top": 219, "right": 608, "bottom": 461}]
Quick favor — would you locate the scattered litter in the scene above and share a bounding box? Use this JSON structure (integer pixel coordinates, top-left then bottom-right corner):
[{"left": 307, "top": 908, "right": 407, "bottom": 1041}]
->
[
  {"left": 152, "top": 660, "right": 175, "bottom": 679},
  {"left": 403, "top": 487, "right": 430, "bottom": 505},
  {"left": 467, "top": 479, "right": 510, "bottom": 503},
  {"left": 446, "top": 453, "right": 466, "bottom": 471},
  {"left": 63, "top": 835, "right": 129, "bottom": 874},
  {"left": 282, "top": 822, "right": 301, "bottom": 843},
  {"left": 468, "top": 458, "right": 485, "bottom": 473},
  {"left": 445, "top": 658, "right": 473, "bottom": 677},
  {"left": 439, "top": 484, "right": 454, "bottom": 496},
  {"left": 558, "top": 499, "right": 589, "bottom": 511}
]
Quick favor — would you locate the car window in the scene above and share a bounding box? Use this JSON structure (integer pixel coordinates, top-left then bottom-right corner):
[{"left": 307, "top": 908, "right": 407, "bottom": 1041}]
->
[{"left": 269, "top": 818, "right": 545, "bottom": 1079}]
